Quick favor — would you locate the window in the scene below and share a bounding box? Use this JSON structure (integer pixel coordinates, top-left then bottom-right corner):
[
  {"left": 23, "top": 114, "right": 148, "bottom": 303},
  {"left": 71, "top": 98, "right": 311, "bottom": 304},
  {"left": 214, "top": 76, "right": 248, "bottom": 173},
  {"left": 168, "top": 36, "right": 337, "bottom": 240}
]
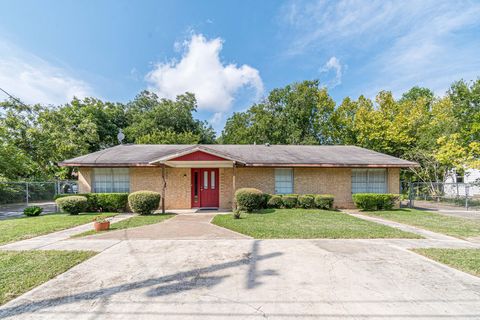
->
[
  {"left": 203, "top": 171, "right": 209, "bottom": 189},
  {"left": 93, "top": 168, "right": 130, "bottom": 193},
  {"left": 275, "top": 168, "right": 293, "bottom": 194},
  {"left": 352, "top": 169, "right": 387, "bottom": 194},
  {"left": 211, "top": 170, "right": 216, "bottom": 189},
  {"left": 193, "top": 171, "right": 199, "bottom": 202}
]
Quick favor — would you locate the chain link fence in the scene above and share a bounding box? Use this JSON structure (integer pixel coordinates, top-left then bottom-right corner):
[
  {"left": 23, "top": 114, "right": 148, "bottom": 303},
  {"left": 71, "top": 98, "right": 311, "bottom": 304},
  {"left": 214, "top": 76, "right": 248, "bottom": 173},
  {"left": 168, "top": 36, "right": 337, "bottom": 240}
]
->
[
  {"left": 0, "top": 180, "right": 78, "bottom": 215},
  {"left": 401, "top": 181, "right": 480, "bottom": 210}
]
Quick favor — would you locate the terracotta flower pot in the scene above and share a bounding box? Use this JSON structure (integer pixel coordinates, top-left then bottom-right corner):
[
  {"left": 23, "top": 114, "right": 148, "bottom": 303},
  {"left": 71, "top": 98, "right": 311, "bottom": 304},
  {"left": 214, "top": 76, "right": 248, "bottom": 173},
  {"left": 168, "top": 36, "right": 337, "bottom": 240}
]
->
[{"left": 94, "top": 221, "right": 110, "bottom": 231}]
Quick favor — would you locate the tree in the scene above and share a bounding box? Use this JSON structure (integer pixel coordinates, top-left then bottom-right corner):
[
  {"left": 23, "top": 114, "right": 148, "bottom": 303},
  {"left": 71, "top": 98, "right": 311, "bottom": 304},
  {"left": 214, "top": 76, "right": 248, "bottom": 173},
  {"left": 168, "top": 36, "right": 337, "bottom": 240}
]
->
[
  {"left": 221, "top": 80, "right": 336, "bottom": 144},
  {"left": 125, "top": 91, "right": 215, "bottom": 144}
]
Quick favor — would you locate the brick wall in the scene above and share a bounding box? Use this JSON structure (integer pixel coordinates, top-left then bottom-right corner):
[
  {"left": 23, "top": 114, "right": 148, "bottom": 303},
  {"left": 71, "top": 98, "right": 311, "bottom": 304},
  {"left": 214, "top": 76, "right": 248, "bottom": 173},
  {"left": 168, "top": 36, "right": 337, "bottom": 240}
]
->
[
  {"left": 130, "top": 167, "right": 190, "bottom": 209},
  {"left": 78, "top": 168, "right": 92, "bottom": 193},
  {"left": 387, "top": 168, "right": 400, "bottom": 194},
  {"left": 236, "top": 167, "right": 275, "bottom": 193},
  {"left": 219, "top": 168, "right": 233, "bottom": 209},
  {"left": 293, "top": 168, "right": 352, "bottom": 208},
  {"left": 77, "top": 166, "right": 402, "bottom": 210}
]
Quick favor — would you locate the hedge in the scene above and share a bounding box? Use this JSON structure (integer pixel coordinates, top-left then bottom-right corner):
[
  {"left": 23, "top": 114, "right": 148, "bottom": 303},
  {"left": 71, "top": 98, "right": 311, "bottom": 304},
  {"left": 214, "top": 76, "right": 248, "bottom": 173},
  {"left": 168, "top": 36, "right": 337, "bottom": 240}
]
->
[
  {"left": 235, "top": 188, "right": 264, "bottom": 212},
  {"left": 128, "top": 191, "right": 161, "bottom": 215},
  {"left": 314, "top": 194, "right": 334, "bottom": 210},
  {"left": 282, "top": 195, "right": 298, "bottom": 208},
  {"left": 55, "top": 196, "right": 88, "bottom": 215},
  {"left": 352, "top": 193, "right": 399, "bottom": 211},
  {"left": 267, "top": 195, "right": 283, "bottom": 208},
  {"left": 54, "top": 193, "right": 128, "bottom": 212},
  {"left": 298, "top": 195, "right": 315, "bottom": 209}
]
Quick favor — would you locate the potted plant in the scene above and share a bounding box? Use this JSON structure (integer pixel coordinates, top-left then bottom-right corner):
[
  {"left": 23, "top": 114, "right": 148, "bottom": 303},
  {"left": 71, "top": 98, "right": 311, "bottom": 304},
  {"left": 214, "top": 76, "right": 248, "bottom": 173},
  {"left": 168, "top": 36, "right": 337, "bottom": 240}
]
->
[{"left": 93, "top": 216, "right": 111, "bottom": 231}]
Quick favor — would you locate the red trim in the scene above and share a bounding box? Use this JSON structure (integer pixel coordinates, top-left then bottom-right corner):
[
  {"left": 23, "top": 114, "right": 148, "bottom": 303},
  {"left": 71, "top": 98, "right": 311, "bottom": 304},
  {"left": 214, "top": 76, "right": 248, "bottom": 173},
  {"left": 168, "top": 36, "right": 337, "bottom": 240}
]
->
[{"left": 171, "top": 151, "right": 228, "bottom": 161}]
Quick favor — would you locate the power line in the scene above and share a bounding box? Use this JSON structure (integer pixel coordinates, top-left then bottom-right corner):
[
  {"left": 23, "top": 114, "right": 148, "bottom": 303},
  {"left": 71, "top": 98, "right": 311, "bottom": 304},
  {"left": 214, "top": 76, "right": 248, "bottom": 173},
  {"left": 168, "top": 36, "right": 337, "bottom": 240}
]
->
[{"left": 0, "top": 87, "right": 29, "bottom": 108}]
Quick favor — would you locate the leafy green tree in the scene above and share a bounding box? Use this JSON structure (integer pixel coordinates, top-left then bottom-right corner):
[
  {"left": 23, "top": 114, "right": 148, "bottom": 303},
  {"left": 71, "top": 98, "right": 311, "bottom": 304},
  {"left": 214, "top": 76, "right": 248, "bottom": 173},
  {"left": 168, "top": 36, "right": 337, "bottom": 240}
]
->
[
  {"left": 125, "top": 91, "right": 215, "bottom": 144},
  {"left": 221, "top": 80, "right": 336, "bottom": 144}
]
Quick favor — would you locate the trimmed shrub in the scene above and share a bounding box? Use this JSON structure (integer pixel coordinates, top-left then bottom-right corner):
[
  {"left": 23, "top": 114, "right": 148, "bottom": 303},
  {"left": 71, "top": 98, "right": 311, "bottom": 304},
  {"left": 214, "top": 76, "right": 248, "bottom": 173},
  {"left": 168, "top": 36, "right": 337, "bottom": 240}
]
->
[
  {"left": 56, "top": 196, "right": 88, "bottom": 215},
  {"left": 128, "top": 191, "right": 161, "bottom": 215},
  {"left": 267, "top": 195, "right": 283, "bottom": 208},
  {"left": 95, "top": 193, "right": 128, "bottom": 212},
  {"left": 23, "top": 206, "right": 43, "bottom": 217},
  {"left": 54, "top": 193, "right": 128, "bottom": 212},
  {"left": 261, "top": 193, "right": 272, "bottom": 208},
  {"left": 314, "top": 194, "right": 334, "bottom": 210},
  {"left": 282, "top": 195, "right": 298, "bottom": 208},
  {"left": 298, "top": 195, "right": 315, "bottom": 209},
  {"left": 352, "top": 193, "right": 399, "bottom": 211},
  {"left": 235, "top": 188, "right": 264, "bottom": 212}
]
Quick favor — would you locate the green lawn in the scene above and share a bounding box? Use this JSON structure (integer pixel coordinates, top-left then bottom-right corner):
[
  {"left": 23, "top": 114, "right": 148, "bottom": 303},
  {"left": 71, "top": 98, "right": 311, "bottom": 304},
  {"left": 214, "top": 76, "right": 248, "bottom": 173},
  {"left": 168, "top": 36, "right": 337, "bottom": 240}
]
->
[
  {"left": 0, "top": 213, "right": 116, "bottom": 246},
  {"left": 364, "top": 209, "right": 480, "bottom": 238},
  {"left": 0, "top": 250, "right": 96, "bottom": 305},
  {"left": 212, "top": 209, "right": 421, "bottom": 239},
  {"left": 412, "top": 248, "right": 480, "bottom": 277},
  {"left": 72, "top": 214, "right": 175, "bottom": 237}
]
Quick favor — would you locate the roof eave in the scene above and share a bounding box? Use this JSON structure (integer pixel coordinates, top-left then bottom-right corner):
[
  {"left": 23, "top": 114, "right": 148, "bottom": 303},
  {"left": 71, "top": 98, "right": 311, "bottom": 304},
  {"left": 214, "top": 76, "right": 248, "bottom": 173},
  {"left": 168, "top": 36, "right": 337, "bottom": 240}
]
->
[
  {"left": 244, "top": 163, "right": 419, "bottom": 168},
  {"left": 58, "top": 162, "right": 159, "bottom": 167}
]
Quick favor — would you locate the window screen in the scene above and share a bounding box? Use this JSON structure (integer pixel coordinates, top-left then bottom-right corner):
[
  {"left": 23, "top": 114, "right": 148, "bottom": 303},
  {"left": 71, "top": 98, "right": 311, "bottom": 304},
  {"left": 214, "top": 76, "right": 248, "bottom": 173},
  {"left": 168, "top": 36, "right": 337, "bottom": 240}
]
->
[
  {"left": 93, "top": 168, "right": 130, "bottom": 193},
  {"left": 275, "top": 168, "right": 293, "bottom": 194},
  {"left": 352, "top": 169, "right": 387, "bottom": 194}
]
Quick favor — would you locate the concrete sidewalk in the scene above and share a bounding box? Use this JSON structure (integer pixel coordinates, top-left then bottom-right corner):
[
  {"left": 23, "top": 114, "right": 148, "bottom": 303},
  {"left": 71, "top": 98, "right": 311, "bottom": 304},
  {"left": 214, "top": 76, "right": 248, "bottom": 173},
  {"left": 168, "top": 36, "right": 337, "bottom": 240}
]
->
[
  {"left": 343, "top": 210, "right": 465, "bottom": 241},
  {"left": 0, "top": 214, "right": 134, "bottom": 251}
]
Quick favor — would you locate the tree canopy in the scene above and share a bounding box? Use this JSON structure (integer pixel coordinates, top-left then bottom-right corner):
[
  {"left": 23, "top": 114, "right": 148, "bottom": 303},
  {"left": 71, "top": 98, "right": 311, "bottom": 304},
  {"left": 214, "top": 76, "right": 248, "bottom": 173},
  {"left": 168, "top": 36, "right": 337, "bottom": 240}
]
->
[
  {"left": 0, "top": 91, "right": 214, "bottom": 180},
  {"left": 1, "top": 78, "right": 479, "bottom": 183}
]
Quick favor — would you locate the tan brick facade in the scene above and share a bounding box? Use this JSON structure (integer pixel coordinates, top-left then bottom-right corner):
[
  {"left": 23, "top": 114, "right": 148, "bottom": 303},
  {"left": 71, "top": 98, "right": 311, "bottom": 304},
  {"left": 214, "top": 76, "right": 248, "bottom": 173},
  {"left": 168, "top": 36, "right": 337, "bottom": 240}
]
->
[
  {"left": 78, "top": 167, "right": 92, "bottom": 193},
  {"left": 387, "top": 168, "right": 400, "bottom": 194},
  {"left": 293, "top": 168, "right": 352, "bottom": 208},
  {"left": 77, "top": 166, "right": 402, "bottom": 210}
]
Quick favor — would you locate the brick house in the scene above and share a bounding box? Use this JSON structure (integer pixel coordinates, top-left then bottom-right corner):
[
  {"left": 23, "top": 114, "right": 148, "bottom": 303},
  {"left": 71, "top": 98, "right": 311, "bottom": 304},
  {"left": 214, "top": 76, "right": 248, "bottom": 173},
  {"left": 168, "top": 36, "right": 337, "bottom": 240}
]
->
[{"left": 59, "top": 144, "right": 417, "bottom": 209}]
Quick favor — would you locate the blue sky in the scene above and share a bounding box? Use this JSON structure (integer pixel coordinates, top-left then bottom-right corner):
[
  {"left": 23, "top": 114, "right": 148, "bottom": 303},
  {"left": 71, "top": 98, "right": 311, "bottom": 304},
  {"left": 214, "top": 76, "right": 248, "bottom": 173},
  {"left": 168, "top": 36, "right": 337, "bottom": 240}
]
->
[{"left": 0, "top": 0, "right": 479, "bottom": 132}]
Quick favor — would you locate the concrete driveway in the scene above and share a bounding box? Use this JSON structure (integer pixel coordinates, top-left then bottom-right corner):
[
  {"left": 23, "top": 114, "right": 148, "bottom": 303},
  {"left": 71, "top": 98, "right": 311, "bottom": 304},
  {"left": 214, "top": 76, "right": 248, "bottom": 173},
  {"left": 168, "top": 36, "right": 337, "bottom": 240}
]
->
[{"left": 1, "top": 239, "right": 480, "bottom": 319}]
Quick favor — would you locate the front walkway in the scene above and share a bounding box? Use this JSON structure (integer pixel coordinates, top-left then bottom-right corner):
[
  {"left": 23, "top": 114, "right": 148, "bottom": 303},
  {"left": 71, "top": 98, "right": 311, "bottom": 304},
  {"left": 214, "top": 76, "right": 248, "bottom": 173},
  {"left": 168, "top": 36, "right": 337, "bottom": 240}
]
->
[{"left": 83, "top": 213, "right": 250, "bottom": 240}]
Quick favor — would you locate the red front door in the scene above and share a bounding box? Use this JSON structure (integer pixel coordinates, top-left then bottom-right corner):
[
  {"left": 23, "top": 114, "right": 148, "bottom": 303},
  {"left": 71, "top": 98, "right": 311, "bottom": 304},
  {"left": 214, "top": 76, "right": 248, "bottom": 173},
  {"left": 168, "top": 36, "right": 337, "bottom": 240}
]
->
[{"left": 191, "top": 168, "right": 219, "bottom": 208}]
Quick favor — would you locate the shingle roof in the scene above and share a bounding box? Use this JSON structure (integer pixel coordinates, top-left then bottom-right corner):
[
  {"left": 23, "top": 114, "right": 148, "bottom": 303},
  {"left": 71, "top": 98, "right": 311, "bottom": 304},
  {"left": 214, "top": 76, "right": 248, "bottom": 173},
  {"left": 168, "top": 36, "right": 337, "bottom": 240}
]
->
[{"left": 59, "top": 144, "right": 418, "bottom": 168}]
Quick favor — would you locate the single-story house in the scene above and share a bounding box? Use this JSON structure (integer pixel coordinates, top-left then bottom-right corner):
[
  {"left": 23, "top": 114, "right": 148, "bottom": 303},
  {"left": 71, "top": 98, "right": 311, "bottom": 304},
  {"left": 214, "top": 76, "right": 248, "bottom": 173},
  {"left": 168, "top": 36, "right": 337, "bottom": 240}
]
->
[{"left": 59, "top": 144, "right": 418, "bottom": 209}]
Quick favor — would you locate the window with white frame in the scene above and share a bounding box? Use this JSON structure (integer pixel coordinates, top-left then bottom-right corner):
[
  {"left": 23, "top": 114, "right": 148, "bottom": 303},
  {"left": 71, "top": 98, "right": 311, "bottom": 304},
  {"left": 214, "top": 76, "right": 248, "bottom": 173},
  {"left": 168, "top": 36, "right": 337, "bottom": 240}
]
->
[
  {"left": 93, "top": 168, "right": 130, "bottom": 193},
  {"left": 352, "top": 169, "right": 387, "bottom": 194},
  {"left": 275, "top": 168, "right": 293, "bottom": 194}
]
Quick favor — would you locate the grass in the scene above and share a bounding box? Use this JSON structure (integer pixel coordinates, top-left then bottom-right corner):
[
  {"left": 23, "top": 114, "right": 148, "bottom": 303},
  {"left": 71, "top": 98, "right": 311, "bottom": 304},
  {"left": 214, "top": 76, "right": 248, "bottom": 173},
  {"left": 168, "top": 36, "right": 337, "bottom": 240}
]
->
[
  {"left": 412, "top": 248, "right": 480, "bottom": 277},
  {"left": 212, "top": 208, "right": 421, "bottom": 239},
  {"left": 0, "top": 212, "right": 116, "bottom": 246},
  {"left": 364, "top": 209, "right": 480, "bottom": 238},
  {"left": 72, "top": 213, "right": 175, "bottom": 237},
  {"left": 0, "top": 250, "right": 96, "bottom": 305}
]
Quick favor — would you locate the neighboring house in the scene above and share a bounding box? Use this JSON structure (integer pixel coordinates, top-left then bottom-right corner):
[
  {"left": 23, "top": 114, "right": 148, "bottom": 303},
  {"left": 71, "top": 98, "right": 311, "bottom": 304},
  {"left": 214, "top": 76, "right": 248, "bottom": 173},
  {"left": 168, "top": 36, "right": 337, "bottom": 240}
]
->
[
  {"left": 444, "top": 168, "right": 480, "bottom": 198},
  {"left": 59, "top": 144, "right": 417, "bottom": 209}
]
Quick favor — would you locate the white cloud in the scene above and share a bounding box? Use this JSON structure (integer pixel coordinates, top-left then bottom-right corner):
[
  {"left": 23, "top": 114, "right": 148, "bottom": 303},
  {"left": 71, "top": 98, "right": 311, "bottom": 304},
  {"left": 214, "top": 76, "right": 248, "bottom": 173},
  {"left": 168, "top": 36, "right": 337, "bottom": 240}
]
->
[
  {"left": 280, "top": 0, "right": 480, "bottom": 96},
  {"left": 0, "top": 39, "right": 93, "bottom": 105},
  {"left": 146, "top": 34, "right": 264, "bottom": 113},
  {"left": 320, "top": 56, "right": 343, "bottom": 87},
  {"left": 210, "top": 112, "right": 223, "bottom": 126}
]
